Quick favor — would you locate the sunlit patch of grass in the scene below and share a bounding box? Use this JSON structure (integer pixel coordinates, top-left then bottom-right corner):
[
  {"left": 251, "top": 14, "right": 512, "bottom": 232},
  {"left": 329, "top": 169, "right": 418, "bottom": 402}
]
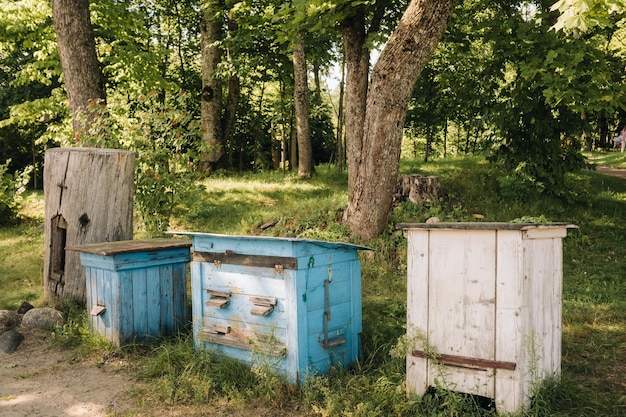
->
[
  {"left": 585, "top": 151, "right": 626, "bottom": 169},
  {"left": 0, "top": 223, "right": 45, "bottom": 310}
]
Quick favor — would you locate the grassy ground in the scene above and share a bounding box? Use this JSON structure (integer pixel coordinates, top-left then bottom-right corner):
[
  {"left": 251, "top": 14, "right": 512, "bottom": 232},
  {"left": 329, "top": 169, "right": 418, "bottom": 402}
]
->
[{"left": 2, "top": 154, "right": 626, "bottom": 416}]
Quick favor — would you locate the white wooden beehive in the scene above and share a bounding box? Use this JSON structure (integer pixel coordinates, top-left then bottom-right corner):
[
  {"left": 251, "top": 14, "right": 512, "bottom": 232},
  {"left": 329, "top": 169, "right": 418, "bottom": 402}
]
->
[{"left": 398, "top": 222, "right": 575, "bottom": 413}]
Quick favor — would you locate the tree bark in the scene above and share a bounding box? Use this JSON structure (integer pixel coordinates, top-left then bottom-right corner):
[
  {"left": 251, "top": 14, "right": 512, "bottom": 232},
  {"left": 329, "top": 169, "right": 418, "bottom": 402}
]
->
[
  {"left": 345, "top": 0, "right": 456, "bottom": 241},
  {"left": 51, "top": 0, "right": 106, "bottom": 139},
  {"left": 44, "top": 148, "right": 134, "bottom": 304},
  {"left": 200, "top": 4, "right": 224, "bottom": 169},
  {"left": 336, "top": 57, "right": 346, "bottom": 172},
  {"left": 394, "top": 174, "right": 442, "bottom": 205},
  {"left": 293, "top": 33, "right": 313, "bottom": 177},
  {"left": 341, "top": 10, "right": 370, "bottom": 198}
]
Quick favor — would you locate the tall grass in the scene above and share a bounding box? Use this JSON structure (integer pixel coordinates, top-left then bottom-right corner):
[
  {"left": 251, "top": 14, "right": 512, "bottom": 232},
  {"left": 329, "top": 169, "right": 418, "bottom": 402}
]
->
[{"left": 2, "top": 154, "right": 626, "bottom": 416}]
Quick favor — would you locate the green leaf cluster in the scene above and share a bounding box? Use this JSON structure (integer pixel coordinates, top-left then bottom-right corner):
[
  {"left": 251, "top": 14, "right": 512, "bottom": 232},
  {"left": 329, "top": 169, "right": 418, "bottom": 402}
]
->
[{"left": 0, "top": 159, "right": 32, "bottom": 225}]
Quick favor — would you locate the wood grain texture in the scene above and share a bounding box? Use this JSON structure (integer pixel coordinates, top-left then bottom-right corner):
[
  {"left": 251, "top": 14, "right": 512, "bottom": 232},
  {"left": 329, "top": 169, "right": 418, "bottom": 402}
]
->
[
  {"left": 44, "top": 148, "right": 135, "bottom": 303},
  {"left": 405, "top": 224, "right": 570, "bottom": 413}
]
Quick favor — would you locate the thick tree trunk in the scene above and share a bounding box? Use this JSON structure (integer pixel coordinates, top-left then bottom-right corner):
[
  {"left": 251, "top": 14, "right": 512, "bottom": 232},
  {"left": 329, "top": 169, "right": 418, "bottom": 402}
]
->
[
  {"left": 44, "top": 148, "right": 134, "bottom": 304},
  {"left": 293, "top": 33, "right": 313, "bottom": 177},
  {"left": 341, "top": 11, "right": 370, "bottom": 198},
  {"left": 51, "top": 0, "right": 106, "bottom": 139},
  {"left": 345, "top": 0, "right": 456, "bottom": 241},
  {"left": 200, "top": 6, "right": 224, "bottom": 169}
]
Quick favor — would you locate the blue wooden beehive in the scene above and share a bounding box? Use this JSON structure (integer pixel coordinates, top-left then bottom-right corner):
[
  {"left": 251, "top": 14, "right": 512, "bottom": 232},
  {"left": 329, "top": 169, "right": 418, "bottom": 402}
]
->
[
  {"left": 70, "top": 239, "right": 191, "bottom": 346},
  {"left": 173, "top": 232, "right": 368, "bottom": 384}
]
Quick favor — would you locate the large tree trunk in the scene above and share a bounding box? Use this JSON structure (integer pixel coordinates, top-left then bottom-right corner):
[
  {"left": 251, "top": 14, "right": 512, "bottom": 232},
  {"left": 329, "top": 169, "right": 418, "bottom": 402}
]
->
[
  {"left": 345, "top": 0, "right": 456, "bottom": 241},
  {"left": 200, "top": 5, "right": 224, "bottom": 169},
  {"left": 341, "top": 10, "right": 370, "bottom": 199},
  {"left": 44, "top": 148, "right": 134, "bottom": 304},
  {"left": 293, "top": 33, "right": 313, "bottom": 177},
  {"left": 51, "top": 0, "right": 106, "bottom": 139}
]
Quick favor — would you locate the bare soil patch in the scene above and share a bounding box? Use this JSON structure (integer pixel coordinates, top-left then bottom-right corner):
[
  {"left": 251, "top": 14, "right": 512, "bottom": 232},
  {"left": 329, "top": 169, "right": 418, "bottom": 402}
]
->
[
  {"left": 0, "top": 328, "right": 136, "bottom": 417},
  {"left": 1, "top": 329, "right": 312, "bottom": 417}
]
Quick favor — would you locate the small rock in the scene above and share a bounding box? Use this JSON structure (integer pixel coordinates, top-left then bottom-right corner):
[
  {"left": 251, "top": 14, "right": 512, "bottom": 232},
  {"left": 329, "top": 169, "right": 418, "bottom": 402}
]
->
[
  {"left": 17, "top": 301, "right": 35, "bottom": 315},
  {"left": 21, "top": 307, "right": 64, "bottom": 330},
  {"left": 0, "top": 329, "right": 25, "bottom": 353},
  {"left": 425, "top": 216, "right": 440, "bottom": 224},
  {"left": 0, "top": 310, "right": 22, "bottom": 333}
]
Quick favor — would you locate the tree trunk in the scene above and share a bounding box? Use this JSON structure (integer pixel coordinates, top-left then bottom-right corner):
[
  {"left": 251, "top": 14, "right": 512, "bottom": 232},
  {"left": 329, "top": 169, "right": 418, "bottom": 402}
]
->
[
  {"left": 44, "top": 148, "right": 134, "bottom": 304},
  {"left": 293, "top": 33, "right": 313, "bottom": 177},
  {"left": 336, "top": 57, "right": 346, "bottom": 172},
  {"left": 345, "top": 0, "right": 456, "bottom": 241},
  {"left": 341, "top": 10, "right": 370, "bottom": 199},
  {"left": 200, "top": 5, "right": 224, "bottom": 169},
  {"left": 222, "top": 13, "right": 240, "bottom": 158},
  {"left": 51, "top": 0, "right": 106, "bottom": 139},
  {"left": 394, "top": 174, "right": 442, "bottom": 205}
]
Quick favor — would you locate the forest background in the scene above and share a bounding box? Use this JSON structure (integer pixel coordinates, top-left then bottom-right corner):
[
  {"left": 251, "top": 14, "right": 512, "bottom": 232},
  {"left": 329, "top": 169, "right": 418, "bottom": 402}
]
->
[{"left": 1, "top": 0, "right": 625, "bottom": 235}]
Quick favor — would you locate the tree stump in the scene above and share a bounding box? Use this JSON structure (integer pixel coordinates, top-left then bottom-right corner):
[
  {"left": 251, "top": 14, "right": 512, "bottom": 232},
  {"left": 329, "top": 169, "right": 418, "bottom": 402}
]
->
[
  {"left": 43, "top": 148, "right": 135, "bottom": 303},
  {"left": 394, "top": 174, "right": 442, "bottom": 205}
]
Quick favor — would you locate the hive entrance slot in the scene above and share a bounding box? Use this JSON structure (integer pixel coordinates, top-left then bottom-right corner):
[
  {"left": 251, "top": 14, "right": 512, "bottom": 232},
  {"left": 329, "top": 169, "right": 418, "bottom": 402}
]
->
[
  {"left": 50, "top": 215, "right": 68, "bottom": 282},
  {"left": 206, "top": 290, "right": 231, "bottom": 308},
  {"left": 205, "top": 324, "right": 231, "bottom": 335},
  {"left": 250, "top": 297, "right": 277, "bottom": 316}
]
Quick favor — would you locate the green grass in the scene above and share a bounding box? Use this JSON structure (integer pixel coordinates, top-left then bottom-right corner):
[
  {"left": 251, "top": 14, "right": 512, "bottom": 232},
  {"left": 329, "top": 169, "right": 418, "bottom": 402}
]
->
[
  {"left": 0, "top": 191, "right": 45, "bottom": 310},
  {"left": 3, "top": 155, "right": 626, "bottom": 416},
  {"left": 586, "top": 149, "right": 626, "bottom": 169}
]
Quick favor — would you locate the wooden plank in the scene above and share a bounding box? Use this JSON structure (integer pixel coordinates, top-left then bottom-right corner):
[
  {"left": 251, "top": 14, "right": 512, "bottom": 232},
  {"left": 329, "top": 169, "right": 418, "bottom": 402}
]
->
[
  {"left": 159, "top": 264, "right": 174, "bottom": 333},
  {"left": 100, "top": 268, "right": 114, "bottom": 343},
  {"left": 406, "top": 229, "right": 430, "bottom": 397},
  {"left": 171, "top": 231, "right": 371, "bottom": 257},
  {"left": 494, "top": 230, "right": 524, "bottom": 413},
  {"left": 397, "top": 222, "right": 575, "bottom": 231},
  {"left": 200, "top": 269, "right": 287, "bottom": 300},
  {"left": 191, "top": 262, "right": 205, "bottom": 350},
  {"left": 428, "top": 229, "right": 496, "bottom": 362},
  {"left": 68, "top": 238, "right": 191, "bottom": 255},
  {"left": 146, "top": 266, "right": 161, "bottom": 341},
  {"left": 194, "top": 251, "right": 298, "bottom": 270},
  {"left": 199, "top": 317, "right": 287, "bottom": 356},
  {"left": 118, "top": 269, "right": 133, "bottom": 347},
  {"left": 411, "top": 351, "right": 516, "bottom": 370},
  {"left": 132, "top": 268, "right": 148, "bottom": 343}
]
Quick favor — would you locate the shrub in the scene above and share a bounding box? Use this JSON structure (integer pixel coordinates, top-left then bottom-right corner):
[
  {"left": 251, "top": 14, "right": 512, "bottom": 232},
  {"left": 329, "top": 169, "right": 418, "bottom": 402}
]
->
[{"left": 0, "top": 160, "right": 32, "bottom": 225}]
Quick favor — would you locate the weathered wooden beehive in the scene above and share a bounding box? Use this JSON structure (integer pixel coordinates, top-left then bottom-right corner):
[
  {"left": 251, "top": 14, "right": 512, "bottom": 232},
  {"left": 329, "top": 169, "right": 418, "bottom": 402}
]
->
[
  {"left": 44, "top": 148, "right": 135, "bottom": 303},
  {"left": 174, "top": 232, "right": 368, "bottom": 384},
  {"left": 69, "top": 238, "right": 191, "bottom": 346},
  {"left": 398, "top": 222, "right": 576, "bottom": 414}
]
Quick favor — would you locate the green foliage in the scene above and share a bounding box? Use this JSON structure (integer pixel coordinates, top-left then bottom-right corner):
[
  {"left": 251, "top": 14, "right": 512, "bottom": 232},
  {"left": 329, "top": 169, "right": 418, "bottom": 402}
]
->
[
  {"left": 77, "top": 90, "right": 204, "bottom": 238},
  {"left": 0, "top": 160, "right": 32, "bottom": 225},
  {"left": 130, "top": 92, "right": 203, "bottom": 237},
  {"left": 551, "top": 0, "right": 626, "bottom": 34},
  {"left": 51, "top": 300, "right": 116, "bottom": 355}
]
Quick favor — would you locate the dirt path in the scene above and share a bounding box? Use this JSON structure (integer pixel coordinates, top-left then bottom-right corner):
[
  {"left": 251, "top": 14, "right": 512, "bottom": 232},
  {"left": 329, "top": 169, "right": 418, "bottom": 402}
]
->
[
  {"left": 594, "top": 165, "right": 626, "bottom": 178},
  {"left": 0, "top": 329, "right": 137, "bottom": 417}
]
